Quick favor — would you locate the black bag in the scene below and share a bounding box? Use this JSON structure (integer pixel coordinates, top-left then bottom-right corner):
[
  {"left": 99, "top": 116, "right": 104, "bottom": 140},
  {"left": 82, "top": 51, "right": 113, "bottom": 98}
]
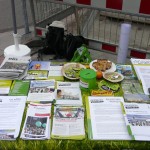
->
[
  {"left": 44, "top": 26, "right": 65, "bottom": 58},
  {"left": 65, "top": 34, "right": 86, "bottom": 60}
]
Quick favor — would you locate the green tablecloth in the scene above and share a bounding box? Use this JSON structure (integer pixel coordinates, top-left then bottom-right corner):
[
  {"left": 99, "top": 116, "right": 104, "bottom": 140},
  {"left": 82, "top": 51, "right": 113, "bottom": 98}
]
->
[{"left": 0, "top": 81, "right": 150, "bottom": 150}]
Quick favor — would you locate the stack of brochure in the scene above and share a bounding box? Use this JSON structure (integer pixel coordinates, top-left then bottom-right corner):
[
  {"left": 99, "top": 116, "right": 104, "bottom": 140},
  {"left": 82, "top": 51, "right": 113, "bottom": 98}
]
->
[
  {"left": 130, "top": 58, "right": 150, "bottom": 95},
  {"left": 0, "top": 80, "right": 12, "bottom": 95},
  {"left": 51, "top": 105, "right": 85, "bottom": 140},
  {"left": 0, "top": 96, "right": 26, "bottom": 140},
  {"left": 27, "top": 79, "right": 56, "bottom": 103},
  {"left": 8, "top": 80, "right": 30, "bottom": 96},
  {"left": 25, "top": 61, "right": 50, "bottom": 80},
  {"left": 116, "top": 64, "right": 136, "bottom": 79},
  {"left": 55, "top": 81, "right": 82, "bottom": 105},
  {"left": 0, "top": 56, "right": 31, "bottom": 80},
  {"left": 21, "top": 103, "right": 51, "bottom": 140},
  {"left": 48, "top": 62, "right": 64, "bottom": 81},
  {"left": 121, "top": 79, "right": 150, "bottom": 103},
  {"left": 122, "top": 102, "right": 150, "bottom": 141},
  {"left": 86, "top": 96, "right": 131, "bottom": 140}
]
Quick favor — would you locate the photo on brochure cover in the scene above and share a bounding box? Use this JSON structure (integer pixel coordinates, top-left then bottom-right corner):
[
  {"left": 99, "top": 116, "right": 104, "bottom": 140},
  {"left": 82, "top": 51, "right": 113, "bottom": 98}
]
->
[
  {"left": 29, "top": 87, "right": 55, "bottom": 93},
  {"left": 56, "top": 89, "right": 79, "bottom": 100},
  {"left": 126, "top": 114, "right": 150, "bottom": 126},
  {"left": 0, "top": 133, "right": 14, "bottom": 140},
  {"left": 1, "top": 62, "right": 27, "bottom": 70},
  {"left": 54, "top": 107, "right": 84, "bottom": 119},
  {"left": 23, "top": 116, "right": 48, "bottom": 135}
]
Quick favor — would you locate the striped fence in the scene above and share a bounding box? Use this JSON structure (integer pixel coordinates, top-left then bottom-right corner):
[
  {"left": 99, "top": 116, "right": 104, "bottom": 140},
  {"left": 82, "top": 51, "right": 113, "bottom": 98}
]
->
[{"left": 29, "top": 0, "right": 150, "bottom": 59}]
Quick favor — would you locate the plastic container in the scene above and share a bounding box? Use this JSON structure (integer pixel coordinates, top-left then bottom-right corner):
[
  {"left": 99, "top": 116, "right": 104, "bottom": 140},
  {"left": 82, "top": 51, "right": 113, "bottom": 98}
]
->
[{"left": 79, "top": 69, "right": 97, "bottom": 91}]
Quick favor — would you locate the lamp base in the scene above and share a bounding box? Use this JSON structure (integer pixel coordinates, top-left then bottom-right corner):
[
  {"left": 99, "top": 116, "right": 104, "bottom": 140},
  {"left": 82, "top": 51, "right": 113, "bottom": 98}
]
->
[{"left": 4, "top": 44, "right": 31, "bottom": 57}]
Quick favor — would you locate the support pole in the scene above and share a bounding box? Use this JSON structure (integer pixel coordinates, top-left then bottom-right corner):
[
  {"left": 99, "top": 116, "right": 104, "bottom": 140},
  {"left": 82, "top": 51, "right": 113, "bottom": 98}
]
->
[
  {"left": 21, "top": 0, "right": 30, "bottom": 34},
  {"left": 11, "top": 0, "right": 17, "bottom": 34}
]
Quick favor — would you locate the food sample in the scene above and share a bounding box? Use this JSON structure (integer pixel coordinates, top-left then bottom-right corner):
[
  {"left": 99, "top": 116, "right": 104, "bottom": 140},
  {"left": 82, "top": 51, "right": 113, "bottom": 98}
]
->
[
  {"left": 64, "top": 64, "right": 82, "bottom": 79},
  {"left": 92, "top": 59, "right": 112, "bottom": 72}
]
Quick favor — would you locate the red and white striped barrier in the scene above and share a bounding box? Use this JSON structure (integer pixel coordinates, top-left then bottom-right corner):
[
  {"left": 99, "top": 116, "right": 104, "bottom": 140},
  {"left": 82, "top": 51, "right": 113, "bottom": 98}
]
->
[
  {"left": 57, "top": 0, "right": 150, "bottom": 15},
  {"left": 88, "top": 40, "right": 149, "bottom": 59}
]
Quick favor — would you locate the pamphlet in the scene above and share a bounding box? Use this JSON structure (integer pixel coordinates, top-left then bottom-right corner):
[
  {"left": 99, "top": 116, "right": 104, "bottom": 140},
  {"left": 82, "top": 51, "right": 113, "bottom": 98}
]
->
[
  {"left": 21, "top": 103, "right": 51, "bottom": 140},
  {"left": 86, "top": 96, "right": 131, "bottom": 140},
  {"left": 121, "top": 79, "right": 150, "bottom": 103},
  {"left": 130, "top": 58, "right": 150, "bottom": 95},
  {"left": 0, "top": 96, "right": 26, "bottom": 140},
  {"left": 25, "top": 70, "right": 48, "bottom": 80},
  {"left": 0, "top": 80, "right": 12, "bottom": 95},
  {"left": 116, "top": 64, "right": 136, "bottom": 79},
  {"left": 56, "top": 81, "right": 82, "bottom": 105},
  {"left": 9, "top": 80, "right": 30, "bottom": 96},
  {"left": 48, "top": 62, "right": 64, "bottom": 81},
  {"left": 28, "top": 61, "right": 50, "bottom": 71},
  {"left": 0, "top": 56, "right": 30, "bottom": 80},
  {"left": 25, "top": 61, "right": 50, "bottom": 80},
  {"left": 51, "top": 105, "right": 85, "bottom": 140},
  {"left": 122, "top": 102, "right": 150, "bottom": 141},
  {"left": 27, "top": 80, "right": 56, "bottom": 103}
]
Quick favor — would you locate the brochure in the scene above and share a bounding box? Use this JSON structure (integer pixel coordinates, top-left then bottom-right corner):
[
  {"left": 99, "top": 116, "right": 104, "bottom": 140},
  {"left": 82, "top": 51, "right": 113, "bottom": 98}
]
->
[
  {"left": 27, "top": 80, "right": 56, "bottom": 103},
  {"left": 55, "top": 81, "right": 82, "bottom": 105},
  {"left": 48, "top": 62, "right": 64, "bottom": 81},
  {"left": 121, "top": 79, "right": 150, "bottom": 103},
  {"left": 9, "top": 80, "right": 30, "bottom": 96},
  {"left": 122, "top": 102, "right": 150, "bottom": 141},
  {"left": 0, "top": 56, "right": 30, "bottom": 80},
  {"left": 0, "top": 96, "right": 26, "bottom": 140},
  {"left": 86, "top": 96, "right": 131, "bottom": 140},
  {"left": 25, "top": 70, "right": 48, "bottom": 80},
  {"left": 28, "top": 61, "right": 50, "bottom": 71},
  {"left": 116, "top": 64, "right": 136, "bottom": 79},
  {"left": 21, "top": 103, "right": 51, "bottom": 140},
  {"left": 0, "top": 80, "right": 12, "bottom": 95},
  {"left": 51, "top": 106, "right": 85, "bottom": 140},
  {"left": 25, "top": 61, "right": 50, "bottom": 80},
  {"left": 130, "top": 58, "right": 150, "bottom": 95}
]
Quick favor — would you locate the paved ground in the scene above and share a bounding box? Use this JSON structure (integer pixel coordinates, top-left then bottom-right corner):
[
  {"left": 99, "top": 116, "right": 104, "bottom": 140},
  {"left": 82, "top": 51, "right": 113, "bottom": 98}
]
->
[{"left": 0, "top": 0, "right": 32, "bottom": 32}]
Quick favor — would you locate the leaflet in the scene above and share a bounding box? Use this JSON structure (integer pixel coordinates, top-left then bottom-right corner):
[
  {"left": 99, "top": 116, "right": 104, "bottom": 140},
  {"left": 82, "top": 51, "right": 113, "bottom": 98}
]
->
[
  {"left": 0, "top": 96, "right": 26, "bottom": 140},
  {"left": 21, "top": 103, "right": 51, "bottom": 140},
  {"left": 116, "top": 64, "right": 136, "bottom": 79},
  {"left": 0, "top": 80, "right": 12, "bottom": 95},
  {"left": 130, "top": 58, "right": 150, "bottom": 95},
  {"left": 25, "top": 70, "right": 48, "bottom": 80},
  {"left": 121, "top": 79, "right": 150, "bottom": 103},
  {"left": 86, "top": 96, "right": 131, "bottom": 140},
  {"left": 48, "top": 62, "right": 64, "bottom": 81},
  {"left": 51, "top": 106, "right": 85, "bottom": 140},
  {"left": 55, "top": 81, "right": 82, "bottom": 105},
  {"left": 9, "top": 80, "right": 30, "bottom": 96},
  {"left": 0, "top": 56, "right": 30, "bottom": 80},
  {"left": 28, "top": 61, "right": 50, "bottom": 71},
  {"left": 122, "top": 102, "right": 150, "bottom": 141},
  {"left": 27, "top": 80, "right": 55, "bottom": 103}
]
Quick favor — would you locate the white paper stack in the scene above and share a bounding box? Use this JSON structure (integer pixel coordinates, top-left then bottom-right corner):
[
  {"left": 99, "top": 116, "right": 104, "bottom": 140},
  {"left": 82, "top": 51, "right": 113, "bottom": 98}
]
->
[
  {"left": 86, "top": 96, "right": 132, "bottom": 140},
  {"left": 0, "top": 96, "right": 26, "bottom": 140}
]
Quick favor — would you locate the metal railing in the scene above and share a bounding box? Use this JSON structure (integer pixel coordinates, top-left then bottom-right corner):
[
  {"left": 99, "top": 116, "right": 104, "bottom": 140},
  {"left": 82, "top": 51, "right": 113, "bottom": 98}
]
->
[{"left": 29, "top": 0, "right": 150, "bottom": 55}]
